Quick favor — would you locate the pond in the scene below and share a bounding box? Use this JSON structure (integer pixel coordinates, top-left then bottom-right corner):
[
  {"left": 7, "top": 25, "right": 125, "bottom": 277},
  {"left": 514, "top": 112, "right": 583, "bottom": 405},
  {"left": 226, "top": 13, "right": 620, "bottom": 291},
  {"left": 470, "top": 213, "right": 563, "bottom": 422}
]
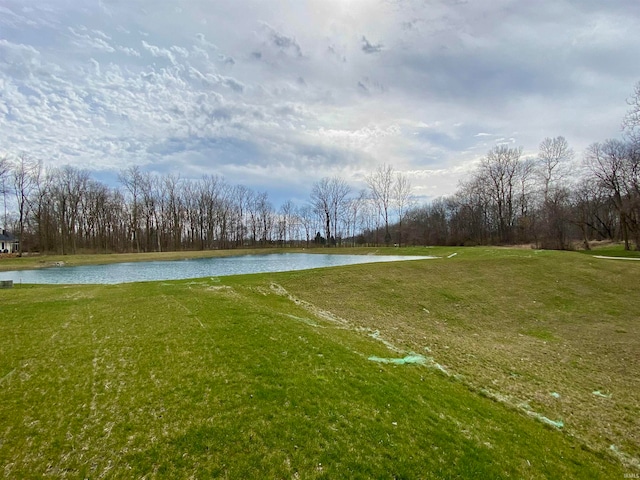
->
[{"left": 0, "top": 253, "right": 435, "bottom": 285}]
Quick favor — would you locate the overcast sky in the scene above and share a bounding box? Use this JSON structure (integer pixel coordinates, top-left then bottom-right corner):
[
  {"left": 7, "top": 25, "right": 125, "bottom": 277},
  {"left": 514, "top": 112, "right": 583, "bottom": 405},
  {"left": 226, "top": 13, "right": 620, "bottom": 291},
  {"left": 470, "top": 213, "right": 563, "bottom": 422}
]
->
[{"left": 1, "top": 0, "right": 639, "bottom": 205}]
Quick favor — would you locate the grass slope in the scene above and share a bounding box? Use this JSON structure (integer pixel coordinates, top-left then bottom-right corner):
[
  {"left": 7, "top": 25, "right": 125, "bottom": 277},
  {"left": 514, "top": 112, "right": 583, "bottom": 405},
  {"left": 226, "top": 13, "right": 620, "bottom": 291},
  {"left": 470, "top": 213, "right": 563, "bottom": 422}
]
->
[{"left": 0, "top": 247, "right": 637, "bottom": 478}]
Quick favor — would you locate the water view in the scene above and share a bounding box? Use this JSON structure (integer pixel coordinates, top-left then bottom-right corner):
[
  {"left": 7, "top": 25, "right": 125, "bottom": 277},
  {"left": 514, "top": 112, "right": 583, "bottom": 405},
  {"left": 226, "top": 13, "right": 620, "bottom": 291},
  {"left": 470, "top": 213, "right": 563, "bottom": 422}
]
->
[{"left": 0, "top": 253, "right": 435, "bottom": 285}]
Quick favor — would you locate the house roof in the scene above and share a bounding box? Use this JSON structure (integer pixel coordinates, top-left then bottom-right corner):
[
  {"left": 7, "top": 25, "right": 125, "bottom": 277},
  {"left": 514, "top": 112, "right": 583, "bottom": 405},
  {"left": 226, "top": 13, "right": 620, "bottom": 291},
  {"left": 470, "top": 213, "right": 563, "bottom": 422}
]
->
[{"left": 0, "top": 231, "right": 17, "bottom": 242}]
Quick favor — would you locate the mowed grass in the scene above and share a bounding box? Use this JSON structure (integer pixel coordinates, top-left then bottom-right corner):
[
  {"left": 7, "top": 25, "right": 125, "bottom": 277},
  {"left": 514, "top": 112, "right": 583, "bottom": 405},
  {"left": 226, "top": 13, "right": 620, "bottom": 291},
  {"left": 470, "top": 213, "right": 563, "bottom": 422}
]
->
[
  {"left": 0, "top": 247, "right": 637, "bottom": 478},
  {"left": 579, "top": 243, "right": 640, "bottom": 259}
]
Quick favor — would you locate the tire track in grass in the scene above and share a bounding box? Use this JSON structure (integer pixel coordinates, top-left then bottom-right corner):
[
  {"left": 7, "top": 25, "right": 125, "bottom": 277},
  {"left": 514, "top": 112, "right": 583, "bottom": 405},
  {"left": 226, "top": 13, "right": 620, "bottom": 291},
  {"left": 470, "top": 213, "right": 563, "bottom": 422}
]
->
[
  {"left": 268, "top": 283, "right": 350, "bottom": 329},
  {"left": 160, "top": 291, "right": 206, "bottom": 329},
  {"left": 268, "top": 282, "right": 443, "bottom": 367}
]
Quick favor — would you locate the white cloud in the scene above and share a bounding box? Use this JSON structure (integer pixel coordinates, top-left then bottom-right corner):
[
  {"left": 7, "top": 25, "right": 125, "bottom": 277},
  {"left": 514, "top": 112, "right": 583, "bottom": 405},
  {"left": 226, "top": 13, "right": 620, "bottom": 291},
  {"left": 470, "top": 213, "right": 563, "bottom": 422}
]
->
[{"left": 0, "top": 0, "right": 638, "bottom": 202}]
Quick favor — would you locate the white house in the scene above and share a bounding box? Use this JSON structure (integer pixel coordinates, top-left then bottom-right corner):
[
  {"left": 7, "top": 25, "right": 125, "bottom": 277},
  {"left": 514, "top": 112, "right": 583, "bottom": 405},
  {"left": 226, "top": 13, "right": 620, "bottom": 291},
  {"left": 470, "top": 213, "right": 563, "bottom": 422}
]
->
[{"left": 0, "top": 229, "right": 19, "bottom": 254}]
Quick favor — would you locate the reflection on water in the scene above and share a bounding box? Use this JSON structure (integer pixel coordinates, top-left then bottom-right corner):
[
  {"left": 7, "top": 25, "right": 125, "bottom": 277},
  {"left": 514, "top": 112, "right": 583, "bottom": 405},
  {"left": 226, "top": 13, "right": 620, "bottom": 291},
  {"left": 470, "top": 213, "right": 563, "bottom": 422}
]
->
[{"left": 0, "top": 253, "right": 435, "bottom": 285}]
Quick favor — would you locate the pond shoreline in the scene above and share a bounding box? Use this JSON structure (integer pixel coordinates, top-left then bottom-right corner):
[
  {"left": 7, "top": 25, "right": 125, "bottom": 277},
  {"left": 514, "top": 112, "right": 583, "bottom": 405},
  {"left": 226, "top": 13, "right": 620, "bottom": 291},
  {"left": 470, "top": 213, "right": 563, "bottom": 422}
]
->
[
  {"left": 0, "top": 252, "right": 436, "bottom": 285},
  {"left": 0, "top": 247, "right": 438, "bottom": 272}
]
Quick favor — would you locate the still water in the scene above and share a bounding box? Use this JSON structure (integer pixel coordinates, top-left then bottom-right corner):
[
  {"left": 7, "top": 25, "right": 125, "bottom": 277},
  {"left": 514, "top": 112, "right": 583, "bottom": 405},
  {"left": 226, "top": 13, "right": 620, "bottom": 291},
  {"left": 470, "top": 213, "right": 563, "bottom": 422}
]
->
[{"left": 0, "top": 253, "right": 434, "bottom": 285}]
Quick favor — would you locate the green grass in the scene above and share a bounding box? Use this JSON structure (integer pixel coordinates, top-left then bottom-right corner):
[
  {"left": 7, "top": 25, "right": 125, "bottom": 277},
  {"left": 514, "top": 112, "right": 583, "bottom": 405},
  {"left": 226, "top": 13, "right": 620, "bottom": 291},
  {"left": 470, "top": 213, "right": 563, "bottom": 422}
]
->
[
  {"left": 578, "top": 242, "right": 640, "bottom": 258},
  {"left": 0, "top": 247, "right": 638, "bottom": 478}
]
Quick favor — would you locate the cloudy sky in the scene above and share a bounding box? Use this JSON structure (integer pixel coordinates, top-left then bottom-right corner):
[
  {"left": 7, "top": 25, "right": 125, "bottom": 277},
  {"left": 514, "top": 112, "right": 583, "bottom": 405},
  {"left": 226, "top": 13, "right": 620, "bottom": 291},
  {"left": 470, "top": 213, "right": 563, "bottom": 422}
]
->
[{"left": 1, "top": 0, "right": 639, "bottom": 205}]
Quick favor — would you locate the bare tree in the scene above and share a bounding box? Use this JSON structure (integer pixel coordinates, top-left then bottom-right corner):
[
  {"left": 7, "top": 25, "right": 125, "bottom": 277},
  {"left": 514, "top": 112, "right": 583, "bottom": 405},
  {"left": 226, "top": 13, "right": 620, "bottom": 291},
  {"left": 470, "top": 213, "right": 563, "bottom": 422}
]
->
[
  {"left": 358, "top": 197, "right": 378, "bottom": 246},
  {"left": 182, "top": 179, "right": 200, "bottom": 249},
  {"left": 216, "top": 181, "right": 234, "bottom": 249},
  {"left": 366, "top": 164, "right": 394, "bottom": 245},
  {"left": 256, "top": 192, "right": 273, "bottom": 246},
  {"left": 538, "top": 136, "right": 574, "bottom": 201},
  {"left": 623, "top": 80, "right": 640, "bottom": 144},
  {"left": 451, "top": 176, "right": 492, "bottom": 245},
  {"left": 160, "top": 173, "right": 184, "bottom": 251},
  {"left": 535, "top": 136, "right": 575, "bottom": 248},
  {"left": 279, "top": 200, "right": 295, "bottom": 246},
  {"left": 245, "top": 190, "right": 259, "bottom": 246},
  {"left": 584, "top": 139, "right": 639, "bottom": 250},
  {"left": 0, "top": 155, "right": 10, "bottom": 228},
  {"left": 12, "top": 154, "right": 40, "bottom": 254},
  {"left": 329, "top": 177, "right": 351, "bottom": 245},
  {"left": 478, "top": 145, "right": 523, "bottom": 243},
  {"left": 311, "top": 178, "right": 333, "bottom": 245},
  {"left": 230, "top": 184, "right": 249, "bottom": 247},
  {"left": 138, "top": 171, "right": 159, "bottom": 252},
  {"left": 193, "top": 174, "right": 221, "bottom": 250},
  {"left": 393, "top": 172, "right": 413, "bottom": 246},
  {"left": 118, "top": 166, "right": 145, "bottom": 253},
  {"left": 48, "top": 166, "right": 90, "bottom": 254},
  {"left": 344, "top": 190, "right": 367, "bottom": 246},
  {"left": 571, "top": 178, "right": 617, "bottom": 249},
  {"left": 30, "top": 166, "right": 56, "bottom": 252},
  {"left": 297, "top": 204, "right": 315, "bottom": 248},
  {"left": 515, "top": 156, "right": 537, "bottom": 243},
  {"left": 79, "top": 179, "right": 112, "bottom": 252},
  {"left": 310, "top": 177, "right": 351, "bottom": 246}
]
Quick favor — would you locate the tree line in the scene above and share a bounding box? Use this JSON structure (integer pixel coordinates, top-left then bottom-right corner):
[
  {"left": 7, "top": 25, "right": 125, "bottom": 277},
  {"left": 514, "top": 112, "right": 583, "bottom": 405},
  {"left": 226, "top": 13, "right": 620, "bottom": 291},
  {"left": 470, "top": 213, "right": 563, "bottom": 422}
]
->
[
  {"left": 394, "top": 82, "right": 640, "bottom": 251},
  {"left": 0, "top": 156, "right": 414, "bottom": 254},
  {"left": 2, "top": 81, "right": 639, "bottom": 254}
]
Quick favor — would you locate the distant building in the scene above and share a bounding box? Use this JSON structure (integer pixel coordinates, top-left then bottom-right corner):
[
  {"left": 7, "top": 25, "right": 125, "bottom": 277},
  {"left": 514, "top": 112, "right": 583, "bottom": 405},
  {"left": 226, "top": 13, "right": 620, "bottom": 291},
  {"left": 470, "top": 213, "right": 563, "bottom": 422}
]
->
[{"left": 0, "top": 229, "right": 19, "bottom": 254}]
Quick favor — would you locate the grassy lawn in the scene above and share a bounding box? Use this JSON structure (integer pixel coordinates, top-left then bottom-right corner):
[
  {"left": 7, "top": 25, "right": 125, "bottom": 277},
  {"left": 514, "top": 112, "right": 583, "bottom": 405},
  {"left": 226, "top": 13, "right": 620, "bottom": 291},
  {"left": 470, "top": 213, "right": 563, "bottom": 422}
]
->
[
  {"left": 578, "top": 242, "right": 640, "bottom": 259},
  {"left": 0, "top": 247, "right": 637, "bottom": 478}
]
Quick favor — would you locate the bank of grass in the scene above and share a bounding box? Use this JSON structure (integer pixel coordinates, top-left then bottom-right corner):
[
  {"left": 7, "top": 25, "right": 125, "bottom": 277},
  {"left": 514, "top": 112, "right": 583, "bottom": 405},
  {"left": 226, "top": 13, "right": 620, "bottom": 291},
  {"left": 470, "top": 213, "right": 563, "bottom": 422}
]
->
[
  {"left": 0, "top": 247, "right": 637, "bottom": 478},
  {"left": 579, "top": 242, "right": 640, "bottom": 258}
]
